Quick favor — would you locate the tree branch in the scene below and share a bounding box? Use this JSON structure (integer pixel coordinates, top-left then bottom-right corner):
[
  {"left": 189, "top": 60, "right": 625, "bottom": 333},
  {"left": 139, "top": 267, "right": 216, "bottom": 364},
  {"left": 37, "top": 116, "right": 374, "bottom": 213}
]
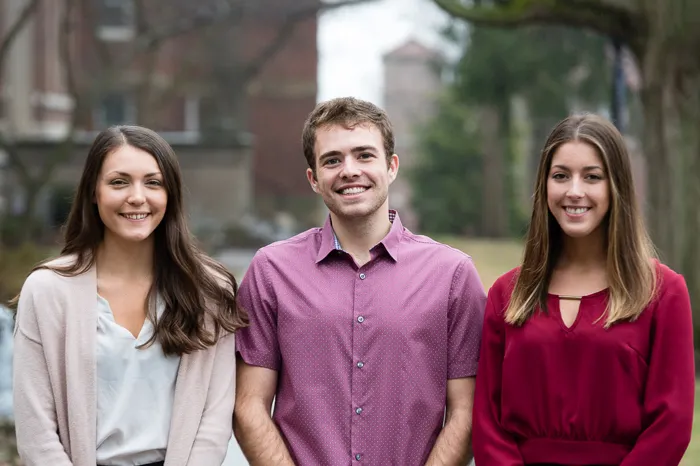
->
[
  {"left": 0, "top": 0, "right": 41, "bottom": 68},
  {"left": 133, "top": 0, "right": 247, "bottom": 51},
  {"left": 130, "top": 0, "right": 377, "bottom": 66},
  {"left": 433, "top": 0, "right": 643, "bottom": 49},
  {"left": 124, "top": 0, "right": 379, "bottom": 110},
  {"left": 241, "top": 0, "right": 377, "bottom": 82}
]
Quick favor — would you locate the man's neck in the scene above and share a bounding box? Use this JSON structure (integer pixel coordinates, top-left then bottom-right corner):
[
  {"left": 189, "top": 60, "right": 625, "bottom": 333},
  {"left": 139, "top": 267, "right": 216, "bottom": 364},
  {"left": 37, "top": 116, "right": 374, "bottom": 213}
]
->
[{"left": 331, "top": 209, "right": 392, "bottom": 267}]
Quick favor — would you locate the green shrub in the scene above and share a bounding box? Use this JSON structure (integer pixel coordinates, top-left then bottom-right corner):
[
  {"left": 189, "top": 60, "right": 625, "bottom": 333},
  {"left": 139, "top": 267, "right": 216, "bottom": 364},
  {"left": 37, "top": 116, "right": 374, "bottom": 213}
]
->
[
  {"left": 0, "top": 419, "right": 21, "bottom": 465},
  {"left": 0, "top": 243, "right": 54, "bottom": 306}
]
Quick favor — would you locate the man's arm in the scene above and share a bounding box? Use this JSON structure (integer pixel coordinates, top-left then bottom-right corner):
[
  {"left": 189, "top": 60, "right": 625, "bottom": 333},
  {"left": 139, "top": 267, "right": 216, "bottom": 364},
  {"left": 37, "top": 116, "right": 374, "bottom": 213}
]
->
[
  {"left": 233, "top": 357, "right": 295, "bottom": 466},
  {"left": 424, "top": 377, "right": 475, "bottom": 466}
]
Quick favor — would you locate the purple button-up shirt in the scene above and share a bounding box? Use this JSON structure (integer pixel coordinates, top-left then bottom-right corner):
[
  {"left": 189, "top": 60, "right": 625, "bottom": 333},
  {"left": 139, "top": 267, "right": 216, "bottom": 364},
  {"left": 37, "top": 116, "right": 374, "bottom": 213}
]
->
[{"left": 236, "top": 212, "right": 486, "bottom": 465}]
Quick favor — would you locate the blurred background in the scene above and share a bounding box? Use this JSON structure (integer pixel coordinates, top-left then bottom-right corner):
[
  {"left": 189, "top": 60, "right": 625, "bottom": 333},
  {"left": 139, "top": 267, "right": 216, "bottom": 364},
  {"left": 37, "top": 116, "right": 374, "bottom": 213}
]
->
[{"left": 0, "top": 0, "right": 698, "bottom": 464}]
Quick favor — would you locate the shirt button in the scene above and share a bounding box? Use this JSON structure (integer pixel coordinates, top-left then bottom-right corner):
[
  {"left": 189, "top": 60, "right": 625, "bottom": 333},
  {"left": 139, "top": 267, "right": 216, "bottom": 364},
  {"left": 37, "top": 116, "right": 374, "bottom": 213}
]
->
[
  {"left": 357, "top": 361, "right": 364, "bottom": 368},
  {"left": 359, "top": 273, "right": 366, "bottom": 280},
  {"left": 355, "top": 407, "right": 362, "bottom": 414},
  {"left": 357, "top": 316, "right": 364, "bottom": 323},
  {"left": 355, "top": 454, "right": 362, "bottom": 461}
]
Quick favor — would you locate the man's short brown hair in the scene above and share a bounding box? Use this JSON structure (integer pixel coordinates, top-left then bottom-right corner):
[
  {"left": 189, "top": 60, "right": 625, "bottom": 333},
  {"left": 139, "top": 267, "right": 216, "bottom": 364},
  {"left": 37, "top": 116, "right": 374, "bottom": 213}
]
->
[{"left": 302, "top": 97, "right": 395, "bottom": 175}]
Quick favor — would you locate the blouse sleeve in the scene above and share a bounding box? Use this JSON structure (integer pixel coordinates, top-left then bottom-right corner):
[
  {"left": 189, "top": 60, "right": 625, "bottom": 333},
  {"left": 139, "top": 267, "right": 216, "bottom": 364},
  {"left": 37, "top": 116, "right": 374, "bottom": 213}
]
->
[
  {"left": 620, "top": 272, "right": 695, "bottom": 466},
  {"left": 472, "top": 284, "right": 525, "bottom": 466},
  {"left": 13, "top": 276, "right": 73, "bottom": 465},
  {"left": 187, "top": 332, "right": 237, "bottom": 465}
]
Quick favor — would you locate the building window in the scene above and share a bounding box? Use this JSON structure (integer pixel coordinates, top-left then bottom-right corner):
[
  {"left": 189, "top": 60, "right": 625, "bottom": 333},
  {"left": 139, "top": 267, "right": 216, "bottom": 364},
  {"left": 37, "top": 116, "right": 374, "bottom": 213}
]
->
[
  {"left": 96, "top": 0, "right": 135, "bottom": 41},
  {"left": 94, "top": 92, "right": 136, "bottom": 128}
]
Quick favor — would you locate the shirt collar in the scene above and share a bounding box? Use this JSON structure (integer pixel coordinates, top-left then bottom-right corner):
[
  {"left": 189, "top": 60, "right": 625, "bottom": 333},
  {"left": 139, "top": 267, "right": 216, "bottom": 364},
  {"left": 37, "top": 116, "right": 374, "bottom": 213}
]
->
[{"left": 316, "top": 210, "right": 403, "bottom": 263}]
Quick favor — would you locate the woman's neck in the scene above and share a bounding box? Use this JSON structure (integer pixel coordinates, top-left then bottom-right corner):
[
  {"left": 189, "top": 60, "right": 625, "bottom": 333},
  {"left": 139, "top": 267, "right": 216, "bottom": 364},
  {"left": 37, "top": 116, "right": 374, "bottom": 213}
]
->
[
  {"left": 96, "top": 233, "right": 154, "bottom": 280},
  {"left": 558, "top": 228, "right": 606, "bottom": 271}
]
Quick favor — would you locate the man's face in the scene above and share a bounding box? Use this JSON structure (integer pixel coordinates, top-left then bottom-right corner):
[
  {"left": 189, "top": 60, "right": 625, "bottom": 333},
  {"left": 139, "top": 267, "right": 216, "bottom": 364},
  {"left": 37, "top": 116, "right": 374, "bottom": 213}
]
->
[{"left": 307, "top": 123, "right": 399, "bottom": 222}]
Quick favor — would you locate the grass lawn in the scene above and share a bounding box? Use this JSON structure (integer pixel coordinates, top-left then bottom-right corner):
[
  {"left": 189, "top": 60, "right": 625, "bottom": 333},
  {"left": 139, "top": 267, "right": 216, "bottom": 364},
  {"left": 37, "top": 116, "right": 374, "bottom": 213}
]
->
[
  {"left": 682, "top": 384, "right": 700, "bottom": 465},
  {"left": 437, "top": 236, "right": 524, "bottom": 289},
  {"left": 441, "top": 236, "right": 700, "bottom": 464}
]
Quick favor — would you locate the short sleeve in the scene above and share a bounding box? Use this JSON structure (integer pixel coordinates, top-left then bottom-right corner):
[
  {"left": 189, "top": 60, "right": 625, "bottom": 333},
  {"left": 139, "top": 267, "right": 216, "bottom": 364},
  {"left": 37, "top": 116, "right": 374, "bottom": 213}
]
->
[
  {"left": 235, "top": 250, "right": 281, "bottom": 371},
  {"left": 447, "top": 257, "right": 487, "bottom": 378}
]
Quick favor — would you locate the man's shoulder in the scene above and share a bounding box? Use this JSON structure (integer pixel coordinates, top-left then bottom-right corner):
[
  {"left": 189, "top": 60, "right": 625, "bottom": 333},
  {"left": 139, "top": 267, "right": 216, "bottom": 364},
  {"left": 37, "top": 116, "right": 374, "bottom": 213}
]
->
[
  {"left": 253, "top": 227, "right": 322, "bottom": 261},
  {"left": 401, "top": 230, "right": 473, "bottom": 264}
]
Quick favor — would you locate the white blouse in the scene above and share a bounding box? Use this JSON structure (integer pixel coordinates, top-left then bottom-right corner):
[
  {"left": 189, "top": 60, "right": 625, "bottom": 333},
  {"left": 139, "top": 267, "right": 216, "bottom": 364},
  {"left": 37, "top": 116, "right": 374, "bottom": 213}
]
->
[{"left": 95, "top": 294, "right": 181, "bottom": 466}]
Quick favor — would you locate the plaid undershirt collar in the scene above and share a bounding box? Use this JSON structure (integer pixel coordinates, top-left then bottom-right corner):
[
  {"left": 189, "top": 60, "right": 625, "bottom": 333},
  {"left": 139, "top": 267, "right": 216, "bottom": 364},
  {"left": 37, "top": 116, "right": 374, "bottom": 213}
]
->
[{"left": 333, "top": 210, "right": 397, "bottom": 251}]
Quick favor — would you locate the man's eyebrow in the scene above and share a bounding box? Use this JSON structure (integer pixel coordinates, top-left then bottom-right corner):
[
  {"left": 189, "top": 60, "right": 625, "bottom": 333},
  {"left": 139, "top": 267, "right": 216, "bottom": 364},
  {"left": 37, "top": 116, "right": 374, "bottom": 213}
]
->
[{"left": 351, "top": 145, "right": 379, "bottom": 153}]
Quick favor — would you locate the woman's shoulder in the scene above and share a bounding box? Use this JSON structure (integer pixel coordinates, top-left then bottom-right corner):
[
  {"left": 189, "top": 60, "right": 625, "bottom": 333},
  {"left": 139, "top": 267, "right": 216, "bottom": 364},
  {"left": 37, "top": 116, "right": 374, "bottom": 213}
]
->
[
  {"left": 22, "top": 254, "right": 86, "bottom": 293},
  {"left": 489, "top": 266, "right": 521, "bottom": 297},
  {"left": 652, "top": 260, "right": 687, "bottom": 298},
  {"left": 653, "top": 259, "right": 681, "bottom": 280}
]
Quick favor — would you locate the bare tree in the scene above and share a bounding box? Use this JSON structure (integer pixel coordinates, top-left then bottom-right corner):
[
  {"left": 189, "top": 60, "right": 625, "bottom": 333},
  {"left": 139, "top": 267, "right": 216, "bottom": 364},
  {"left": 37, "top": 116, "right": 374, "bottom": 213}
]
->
[
  {"left": 0, "top": 0, "right": 80, "bottom": 240},
  {"left": 0, "top": 0, "right": 377, "bottom": 241},
  {"left": 0, "top": 0, "right": 40, "bottom": 65}
]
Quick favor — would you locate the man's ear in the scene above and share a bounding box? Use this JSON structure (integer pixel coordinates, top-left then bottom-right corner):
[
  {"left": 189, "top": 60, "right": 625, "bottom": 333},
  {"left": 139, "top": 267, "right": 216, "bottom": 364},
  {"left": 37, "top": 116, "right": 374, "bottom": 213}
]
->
[
  {"left": 388, "top": 154, "right": 400, "bottom": 184},
  {"left": 306, "top": 168, "right": 319, "bottom": 193}
]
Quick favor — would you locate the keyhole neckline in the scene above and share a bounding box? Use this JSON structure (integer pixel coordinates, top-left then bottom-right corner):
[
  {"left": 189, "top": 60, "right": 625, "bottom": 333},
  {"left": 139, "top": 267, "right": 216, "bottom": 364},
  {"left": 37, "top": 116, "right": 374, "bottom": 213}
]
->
[{"left": 547, "top": 288, "right": 609, "bottom": 300}]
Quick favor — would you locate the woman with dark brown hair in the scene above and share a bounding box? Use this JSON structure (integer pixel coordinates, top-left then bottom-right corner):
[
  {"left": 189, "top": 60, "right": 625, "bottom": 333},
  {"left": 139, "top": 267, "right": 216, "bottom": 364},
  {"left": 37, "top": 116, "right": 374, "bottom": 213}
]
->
[
  {"left": 473, "top": 114, "right": 694, "bottom": 465},
  {"left": 12, "top": 125, "right": 248, "bottom": 466}
]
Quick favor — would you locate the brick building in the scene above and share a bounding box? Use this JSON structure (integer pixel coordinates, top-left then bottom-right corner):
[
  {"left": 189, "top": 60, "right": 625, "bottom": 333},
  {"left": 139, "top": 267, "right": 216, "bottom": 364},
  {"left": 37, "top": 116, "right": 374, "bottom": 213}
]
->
[{"left": 0, "top": 0, "right": 320, "bottom": 238}]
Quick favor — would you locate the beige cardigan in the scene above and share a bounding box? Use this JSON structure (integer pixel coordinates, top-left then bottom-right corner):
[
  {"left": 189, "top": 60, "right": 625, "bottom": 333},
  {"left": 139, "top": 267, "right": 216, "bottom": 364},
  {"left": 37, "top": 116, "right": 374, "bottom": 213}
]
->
[{"left": 12, "top": 258, "right": 236, "bottom": 466}]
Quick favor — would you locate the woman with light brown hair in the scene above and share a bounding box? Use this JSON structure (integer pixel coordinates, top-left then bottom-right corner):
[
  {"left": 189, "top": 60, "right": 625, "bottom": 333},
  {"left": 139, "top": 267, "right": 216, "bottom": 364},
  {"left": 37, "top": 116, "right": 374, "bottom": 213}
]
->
[
  {"left": 473, "top": 114, "right": 694, "bottom": 465},
  {"left": 12, "top": 125, "right": 248, "bottom": 466}
]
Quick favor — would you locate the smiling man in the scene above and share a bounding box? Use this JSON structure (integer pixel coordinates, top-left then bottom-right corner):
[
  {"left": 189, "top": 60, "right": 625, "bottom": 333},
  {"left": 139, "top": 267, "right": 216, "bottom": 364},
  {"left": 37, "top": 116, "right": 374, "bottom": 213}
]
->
[{"left": 233, "top": 97, "right": 487, "bottom": 465}]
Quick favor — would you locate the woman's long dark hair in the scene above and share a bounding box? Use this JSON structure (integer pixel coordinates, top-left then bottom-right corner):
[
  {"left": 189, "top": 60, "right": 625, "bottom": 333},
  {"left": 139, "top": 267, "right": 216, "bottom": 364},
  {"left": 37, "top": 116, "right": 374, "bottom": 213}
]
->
[{"left": 17, "top": 125, "right": 248, "bottom": 355}]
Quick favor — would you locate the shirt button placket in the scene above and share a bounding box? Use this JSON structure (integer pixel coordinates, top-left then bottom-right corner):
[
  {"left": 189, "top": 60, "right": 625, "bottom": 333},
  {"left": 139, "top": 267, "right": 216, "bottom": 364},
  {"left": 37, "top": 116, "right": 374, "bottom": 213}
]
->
[{"left": 352, "top": 269, "right": 368, "bottom": 463}]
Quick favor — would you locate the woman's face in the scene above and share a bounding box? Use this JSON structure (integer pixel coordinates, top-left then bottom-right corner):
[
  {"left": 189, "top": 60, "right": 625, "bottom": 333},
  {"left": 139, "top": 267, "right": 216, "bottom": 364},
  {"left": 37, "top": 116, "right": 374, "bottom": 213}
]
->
[
  {"left": 547, "top": 141, "right": 610, "bottom": 240},
  {"left": 95, "top": 144, "right": 168, "bottom": 244}
]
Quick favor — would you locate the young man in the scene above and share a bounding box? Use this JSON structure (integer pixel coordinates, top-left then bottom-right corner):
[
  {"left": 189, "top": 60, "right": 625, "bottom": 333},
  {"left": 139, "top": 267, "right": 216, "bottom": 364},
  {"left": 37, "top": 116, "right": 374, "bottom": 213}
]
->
[{"left": 234, "top": 97, "right": 486, "bottom": 465}]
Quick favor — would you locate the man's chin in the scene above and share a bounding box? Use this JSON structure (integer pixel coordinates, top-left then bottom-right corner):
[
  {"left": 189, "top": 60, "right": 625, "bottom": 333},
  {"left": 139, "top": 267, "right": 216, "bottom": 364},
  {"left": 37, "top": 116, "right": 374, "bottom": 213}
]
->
[{"left": 328, "top": 205, "right": 373, "bottom": 220}]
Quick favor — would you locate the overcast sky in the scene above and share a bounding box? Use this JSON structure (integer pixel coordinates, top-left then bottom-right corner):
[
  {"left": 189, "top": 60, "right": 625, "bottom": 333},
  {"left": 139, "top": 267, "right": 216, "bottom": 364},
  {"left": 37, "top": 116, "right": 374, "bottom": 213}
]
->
[{"left": 317, "top": 0, "right": 457, "bottom": 105}]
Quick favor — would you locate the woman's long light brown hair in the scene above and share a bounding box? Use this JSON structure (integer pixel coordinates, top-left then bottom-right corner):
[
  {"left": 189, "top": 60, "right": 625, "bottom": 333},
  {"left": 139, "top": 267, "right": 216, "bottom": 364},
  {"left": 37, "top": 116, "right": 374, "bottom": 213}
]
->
[
  {"left": 505, "top": 114, "right": 657, "bottom": 327},
  {"left": 13, "top": 125, "right": 248, "bottom": 355}
]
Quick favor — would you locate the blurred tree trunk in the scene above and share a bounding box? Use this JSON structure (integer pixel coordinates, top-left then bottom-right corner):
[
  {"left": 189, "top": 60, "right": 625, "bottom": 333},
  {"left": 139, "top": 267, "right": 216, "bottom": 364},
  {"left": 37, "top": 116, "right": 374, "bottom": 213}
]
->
[
  {"left": 675, "top": 70, "right": 700, "bottom": 341},
  {"left": 0, "top": 0, "right": 79, "bottom": 243},
  {"left": 479, "top": 105, "right": 508, "bottom": 237},
  {"left": 682, "top": 119, "right": 700, "bottom": 343},
  {"left": 639, "top": 80, "right": 674, "bottom": 264},
  {"left": 431, "top": 0, "right": 693, "bottom": 253},
  {"left": 0, "top": 0, "right": 42, "bottom": 241},
  {"left": 529, "top": 116, "right": 559, "bottom": 191}
]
